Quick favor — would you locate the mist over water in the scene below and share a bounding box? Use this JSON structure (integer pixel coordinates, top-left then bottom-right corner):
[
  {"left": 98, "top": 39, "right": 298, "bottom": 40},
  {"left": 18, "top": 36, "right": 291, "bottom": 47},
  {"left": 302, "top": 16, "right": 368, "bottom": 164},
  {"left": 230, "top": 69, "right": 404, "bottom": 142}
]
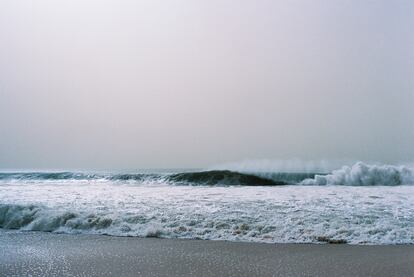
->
[
  {"left": 210, "top": 159, "right": 354, "bottom": 173},
  {"left": 1, "top": 1, "right": 414, "bottom": 170}
]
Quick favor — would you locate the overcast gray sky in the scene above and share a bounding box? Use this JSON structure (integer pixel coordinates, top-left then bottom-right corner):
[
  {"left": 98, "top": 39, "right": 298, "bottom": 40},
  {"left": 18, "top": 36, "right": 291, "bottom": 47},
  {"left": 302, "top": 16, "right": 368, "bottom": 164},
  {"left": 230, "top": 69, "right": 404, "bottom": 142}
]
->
[{"left": 0, "top": 0, "right": 413, "bottom": 170}]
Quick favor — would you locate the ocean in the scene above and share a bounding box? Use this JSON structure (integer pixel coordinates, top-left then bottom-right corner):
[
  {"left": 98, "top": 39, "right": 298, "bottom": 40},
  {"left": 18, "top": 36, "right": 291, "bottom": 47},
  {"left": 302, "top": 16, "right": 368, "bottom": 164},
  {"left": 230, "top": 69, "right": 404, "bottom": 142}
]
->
[{"left": 0, "top": 162, "right": 413, "bottom": 245}]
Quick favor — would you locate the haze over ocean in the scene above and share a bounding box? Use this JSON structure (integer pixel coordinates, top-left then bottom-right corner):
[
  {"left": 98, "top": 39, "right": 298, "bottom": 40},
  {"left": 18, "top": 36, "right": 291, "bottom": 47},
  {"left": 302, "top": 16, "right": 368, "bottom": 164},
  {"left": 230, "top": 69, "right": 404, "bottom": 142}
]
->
[{"left": 1, "top": 0, "right": 413, "bottom": 170}]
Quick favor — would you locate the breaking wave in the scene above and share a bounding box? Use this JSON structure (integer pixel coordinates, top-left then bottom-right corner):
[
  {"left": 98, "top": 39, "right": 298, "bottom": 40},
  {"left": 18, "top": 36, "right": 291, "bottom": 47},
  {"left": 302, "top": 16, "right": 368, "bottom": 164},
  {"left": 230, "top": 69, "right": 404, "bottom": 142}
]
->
[
  {"left": 301, "top": 162, "right": 414, "bottom": 186},
  {"left": 0, "top": 204, "right": 114, "bottom": 233},
  {"left": 0, "top": 162, "right": 413, "bottom": 186},
  {"left": 167, "top": 171, "right": 286, "bottom": 186},
  {"left": 0, "top": 171, "right": 292, "bottom": 186}
]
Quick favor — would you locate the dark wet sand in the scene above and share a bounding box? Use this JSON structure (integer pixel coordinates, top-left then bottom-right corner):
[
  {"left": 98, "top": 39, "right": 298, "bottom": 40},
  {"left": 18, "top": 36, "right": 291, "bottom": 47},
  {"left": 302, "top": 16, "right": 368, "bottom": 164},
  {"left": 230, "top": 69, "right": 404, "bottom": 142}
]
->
[{"left": 0, "top": 231, "right": 413, "bottom": 277}]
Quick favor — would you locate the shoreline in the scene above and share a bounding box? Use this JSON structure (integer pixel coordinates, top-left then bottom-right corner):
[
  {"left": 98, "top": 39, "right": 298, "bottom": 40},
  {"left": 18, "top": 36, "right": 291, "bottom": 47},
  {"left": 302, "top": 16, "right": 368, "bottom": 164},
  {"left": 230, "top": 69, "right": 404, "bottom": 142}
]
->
[{"left": 1, "top": 231, "right": 414, "bottom": 276}]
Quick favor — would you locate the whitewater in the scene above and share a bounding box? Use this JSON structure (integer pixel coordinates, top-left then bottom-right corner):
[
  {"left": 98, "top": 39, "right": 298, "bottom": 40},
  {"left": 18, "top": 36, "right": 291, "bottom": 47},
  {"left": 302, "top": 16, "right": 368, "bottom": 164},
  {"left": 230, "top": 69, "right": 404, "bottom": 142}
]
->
[{"left": 0, "top": 162, "right": 413, "bottom": 244}]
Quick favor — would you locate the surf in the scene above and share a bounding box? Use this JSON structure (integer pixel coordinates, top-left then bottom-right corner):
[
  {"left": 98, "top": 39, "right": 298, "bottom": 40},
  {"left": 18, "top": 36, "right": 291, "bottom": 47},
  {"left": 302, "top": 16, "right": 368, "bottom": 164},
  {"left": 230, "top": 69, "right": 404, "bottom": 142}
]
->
[{"left": 0, "top": 162, "right": 413, "bottom": 186}]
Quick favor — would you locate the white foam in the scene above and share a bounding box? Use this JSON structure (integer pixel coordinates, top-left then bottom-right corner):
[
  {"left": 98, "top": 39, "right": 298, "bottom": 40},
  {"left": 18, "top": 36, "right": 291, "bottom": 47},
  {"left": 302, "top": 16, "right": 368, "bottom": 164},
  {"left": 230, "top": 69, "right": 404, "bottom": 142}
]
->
[
  {"left": 301, "top": 162, "right": 414, "bottom": 186},
  {"left": 0, "top": 178, "right": 413, "bottom": 244}
]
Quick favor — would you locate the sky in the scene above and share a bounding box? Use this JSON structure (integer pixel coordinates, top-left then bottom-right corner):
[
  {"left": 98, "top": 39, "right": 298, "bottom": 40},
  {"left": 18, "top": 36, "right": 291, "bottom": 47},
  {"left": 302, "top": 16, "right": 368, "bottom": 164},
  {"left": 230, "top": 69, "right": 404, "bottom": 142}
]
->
[{"left": 0, "top": 0, "right": 413, "bottom": 170}]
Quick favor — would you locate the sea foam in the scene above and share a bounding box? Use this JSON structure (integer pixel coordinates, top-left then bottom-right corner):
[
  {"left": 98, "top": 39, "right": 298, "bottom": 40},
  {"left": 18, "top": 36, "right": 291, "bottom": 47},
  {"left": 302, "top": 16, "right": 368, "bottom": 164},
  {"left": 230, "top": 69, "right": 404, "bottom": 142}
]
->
[
  {"left": 0, "top": 172, "right": 413, "bottom": 244},
  {"left": 301, "top": 162, "right": 414, "bottom": 186}
]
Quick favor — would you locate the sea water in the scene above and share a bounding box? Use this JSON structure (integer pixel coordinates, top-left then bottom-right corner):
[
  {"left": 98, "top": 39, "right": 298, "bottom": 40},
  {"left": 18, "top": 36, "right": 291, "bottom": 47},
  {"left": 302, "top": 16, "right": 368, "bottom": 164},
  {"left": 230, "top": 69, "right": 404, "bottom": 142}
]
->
[{"left": 0, "top": 162, "right": 413, "bottom": 244}]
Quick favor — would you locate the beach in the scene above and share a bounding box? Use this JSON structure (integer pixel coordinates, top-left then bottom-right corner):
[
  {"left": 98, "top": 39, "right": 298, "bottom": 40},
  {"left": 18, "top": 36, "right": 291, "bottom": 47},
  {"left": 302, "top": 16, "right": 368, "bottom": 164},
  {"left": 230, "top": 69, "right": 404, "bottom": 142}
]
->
[{"left": 1, "top": 231, "right": 413, "bottom": 277}]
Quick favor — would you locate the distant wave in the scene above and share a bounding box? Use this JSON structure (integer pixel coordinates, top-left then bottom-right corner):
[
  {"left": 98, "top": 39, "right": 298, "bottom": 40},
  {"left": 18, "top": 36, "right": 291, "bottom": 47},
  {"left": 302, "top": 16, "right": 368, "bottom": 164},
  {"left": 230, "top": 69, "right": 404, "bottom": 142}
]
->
[
  {"left": 0, "top": 162, "right": 413, "bottom": 186},
  {"left": 0, "top": 172, "right": 102, "bottom": 181},
  {"left": 0, "top": 172, "right": 163, "bottom": 182},
  {"left": 0, "top": 171, "right": 292, "bottom": 186},
  {"left": 167, "top": 171, "right": 286, "bottom": 186}
]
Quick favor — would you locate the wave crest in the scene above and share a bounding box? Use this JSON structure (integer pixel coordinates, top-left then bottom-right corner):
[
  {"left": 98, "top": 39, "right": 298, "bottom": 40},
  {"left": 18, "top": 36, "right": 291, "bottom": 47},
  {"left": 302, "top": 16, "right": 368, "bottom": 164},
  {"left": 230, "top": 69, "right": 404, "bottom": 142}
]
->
[
  {"left": 167, "top": 170, "right": 285, "bottom": 186},
  {"left": 0, "top": 204, "right": 114, "bottom": 232},
  {"left": 301, "top": 162, "right": 414, "bottom": 186},
  {"left": 1, "top": 162, "right": 413, "bottom": 186}
]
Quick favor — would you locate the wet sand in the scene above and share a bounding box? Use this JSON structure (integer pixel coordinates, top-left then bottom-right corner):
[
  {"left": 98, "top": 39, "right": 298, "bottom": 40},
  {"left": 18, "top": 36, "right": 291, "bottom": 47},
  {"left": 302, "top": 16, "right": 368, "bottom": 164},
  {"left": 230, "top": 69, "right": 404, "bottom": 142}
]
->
[{"left": 0, "top": 231, "right": 413, "bottom": 277}]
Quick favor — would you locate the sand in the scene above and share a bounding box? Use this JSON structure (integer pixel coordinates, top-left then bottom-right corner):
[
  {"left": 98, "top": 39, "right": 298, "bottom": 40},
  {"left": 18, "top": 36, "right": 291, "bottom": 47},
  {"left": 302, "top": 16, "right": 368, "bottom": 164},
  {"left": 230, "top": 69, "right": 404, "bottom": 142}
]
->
[{"left": 0, "top": 231, "right": 413, "bottom": 277}]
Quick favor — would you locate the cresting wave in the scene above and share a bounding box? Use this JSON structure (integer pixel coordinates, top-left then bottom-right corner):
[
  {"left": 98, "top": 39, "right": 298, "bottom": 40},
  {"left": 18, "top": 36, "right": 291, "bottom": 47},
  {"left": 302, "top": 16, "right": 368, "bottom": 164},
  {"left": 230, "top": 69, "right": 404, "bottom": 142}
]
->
[
  {"left": 301, "top": 162, "right": 414, "bottom": 186},
  {"left": 0, "top": 171, "right": 303, "bottom": 186},
  {"left": 0, "top": 171, "right": 285, "bottom": 186},
  {"left": 1, "top": 162, "right": 413, "bottom": 186},
  {"left": 0, "top": 204, "right": 113, "bottom": 232}
]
